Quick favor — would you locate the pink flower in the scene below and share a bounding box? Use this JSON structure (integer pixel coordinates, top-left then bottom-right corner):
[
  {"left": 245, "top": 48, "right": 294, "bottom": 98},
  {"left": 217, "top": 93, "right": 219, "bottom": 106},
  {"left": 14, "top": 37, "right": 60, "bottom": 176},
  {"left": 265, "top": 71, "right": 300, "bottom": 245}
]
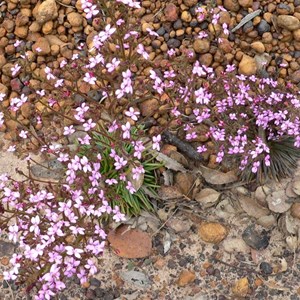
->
[
  {"left": 121, "top": 122, "right": 131, "bottom": 139},
  {"left": 83, "top": 72, "right": 97, "bottom": 85},
  {"left": 19, "top": 130, "right": 28, "bottom": 139},
  {"left": 152, "top": 134, "right": 161, "bottom": 151},
  {"left": 11, "top": 63, "right": 21, "bottom": 76},
  {"left": 126, "top": 181, "right": 136, "bottom": 194},
  {"left": 83, "top": 118, "right": 96, "bottom": 131},
  {"left": 63, "top": 125, "right": 75, "bottom": 136},
  {"left": 125, "top": 107, "right": 140, "bottom": 121}
]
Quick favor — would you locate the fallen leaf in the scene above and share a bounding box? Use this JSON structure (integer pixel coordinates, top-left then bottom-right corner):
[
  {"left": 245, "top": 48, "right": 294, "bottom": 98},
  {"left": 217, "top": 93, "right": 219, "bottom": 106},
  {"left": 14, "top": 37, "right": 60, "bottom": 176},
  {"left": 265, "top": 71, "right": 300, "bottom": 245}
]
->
[
  {"left": 154, "top": 152, "right": 187, "bottom": 172},
  {"left": 195, "top": 188, "right": 220, "bottom": 208},
  {"left": 163, "top": 231, "right": 172, "bottom": 254},
  {"left": 108, "top": 225, "right": 152, "bottom": 258},
  {"left": 266, "top": 190, "right": 292, "bottom": 213},
  {"left": 120, "top": 270, "right": 150, "bottom": 288},
  {"left": 238, "top": 195, "right": 270, "bottom": 218},
  {"left": 158, "top": 185, "right": 183, "bottom": 200},
  {"left": 199, "top": 166, "right": 237, "bottom": 185}
]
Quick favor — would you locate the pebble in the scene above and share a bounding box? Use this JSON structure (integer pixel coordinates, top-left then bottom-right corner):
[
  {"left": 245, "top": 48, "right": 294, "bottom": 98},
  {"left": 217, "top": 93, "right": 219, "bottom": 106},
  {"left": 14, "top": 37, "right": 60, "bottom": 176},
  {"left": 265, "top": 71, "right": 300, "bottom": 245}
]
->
[
  {"left": 257, "top": 20, "right": 271, "bottom": 35},
  {"left": 238, "top": 0, "right": 253, "bottom": 8},
  {"left": 32, "top": 37, "right": 51, "bottom": 55},
  {"left": 224, "top": 0, "right": 240, "bottom": 12},
  {"left": 277, "top": 15, "right": 300, "bottom": 31},
  {"left": 164, "top": 3, "right": 178, "bottom": 22},
  {"left": 181, "top": 11, "right": 192, "bottom": 23},
  {"left": 167, "top": 38, "right": 181, "bottom": 48},
  {"left": 173, "top": 19, "right": 183, "bottom": 30},
  {"left": 251, "top": 41, "right": 265, "bottom": 53},
  {"left": 183, "top": 0, "right": 198, "bottom": 7},
  {"left": 34, "top": 0, "right": 58, "bottom": 24},
  {"left": 193, "top": 38, "right": 210, "bottom": 53},
  {"left": 238, "top": 54, "right": 257, "bottom": 75},
  {"left": 232, "top": 277, "right": 249, "bottom": 297},
  {"left": 198, "top": 222, "right": 228, "bottom": 244},
  {"left": 260, "top": 262, "right": 273, "bottom": 275},
  {"left": 242, "top": 225, "right": 270, "bottom": 250},
  {"left": 177, "top": 270, "right": 196, "bottom": 286}
]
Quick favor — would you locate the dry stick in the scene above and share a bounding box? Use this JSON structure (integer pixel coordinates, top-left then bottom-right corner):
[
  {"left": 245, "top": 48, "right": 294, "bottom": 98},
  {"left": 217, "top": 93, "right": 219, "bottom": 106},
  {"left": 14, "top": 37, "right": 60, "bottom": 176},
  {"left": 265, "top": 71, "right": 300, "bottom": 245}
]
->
[{"left": 161, "top": 130, "right": 204, "bottom": 162}]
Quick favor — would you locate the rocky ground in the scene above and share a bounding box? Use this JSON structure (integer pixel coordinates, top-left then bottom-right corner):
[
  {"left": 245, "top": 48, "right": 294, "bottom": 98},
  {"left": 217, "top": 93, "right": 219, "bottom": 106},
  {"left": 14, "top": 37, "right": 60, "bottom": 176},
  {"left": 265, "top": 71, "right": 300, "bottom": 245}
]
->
[{"left": 1, "top": 0, "right": 300, "bottom": 299}]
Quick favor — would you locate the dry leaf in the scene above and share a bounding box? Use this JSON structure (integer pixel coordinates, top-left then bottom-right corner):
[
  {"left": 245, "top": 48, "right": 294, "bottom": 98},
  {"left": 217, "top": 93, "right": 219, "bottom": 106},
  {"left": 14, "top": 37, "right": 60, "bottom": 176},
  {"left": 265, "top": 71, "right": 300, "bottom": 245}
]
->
[
  {"left": 154, "top": 152, "right": 187, "bottom": 172},
  {"left": 199, "top": 166, "right": 237, "bottom": 185},
  {"left": 195, "top": 188, "right": 220, "bottom": 208},
  {"left": 163, "top": 231, "right": 172, "bottom": 254},
  {"left": 158, "top": 185, "right": 183, "bottom": 200},
  {"left": 238, "top": 195, "right": 270, "bottom": 218},
  {"left": 107, "top": 225, "right": 152, "bottom": 258},
  {"left": 266, "top": 190, "right": 292, "bottom": 213}
]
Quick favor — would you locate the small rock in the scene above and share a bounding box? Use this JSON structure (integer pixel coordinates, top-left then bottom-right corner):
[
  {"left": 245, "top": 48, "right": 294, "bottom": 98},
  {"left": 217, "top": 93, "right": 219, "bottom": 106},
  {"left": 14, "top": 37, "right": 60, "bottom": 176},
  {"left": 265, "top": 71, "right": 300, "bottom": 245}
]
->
[
  {"left": 232, "top": 277, "right": 249, "bottom": 297},
  {"left": 14, "top": 26, "right": 28, "bottom": 38},
  {"left": 242, "top": 225, "right": 270, "bottom": 250},
  {"left": 238, "top": 0, "right": 253, "bottom": 7},
  {"left": 177, "top": 270, "right": 196, "bottom": 287},
  {"left": 120, "top": 270, "right": 150, "bottom": 288},
  {"left": 164, "top": 3, "right": 178, "bottom": 22},
  {"left": 260, "top": 262, "right": 273, "bottom": 275},
  {"left": 277, "top": 3, "right": 293, "bottom": 15},
  {"left": 198, "top": 222, "right": 228, "bottom": 244},
  {"left": 193, "top": 38, "right": 210, "bottom": 54},
  {"left": 223, "top": 0, "right": 240, "bottom": 12},
  {"left": 35, "top": 0, "right": 58, "bottom": 24},
  {"left": 257, "top": 20, "right": 271, "bottom": 35},
  {"left": 167, "top": 38, "right": 181, "bottom": 48},
  {"left": 0, "top": 83, "right": 9, "bottom": 97},
  {"left": 0, "top": 241, "right": 15, "bottom": 256},
  {"left": 223, "top": 238, "right": 250, "bottom": 253},
  {"left": 238, "top": 54, "right": 257, "bottom": 75},
  {"left": 67, "top": 12, "right": 83, "bottom": 27},
  {"left": 291, "top": 70, "right": 300, "bottom": 83},
  {"left": 108, "top": 225, "right": 152, "bottom": 259},
  {"left": 10, "top": 78, "right": 23, "bottom": 92},
  {"left": 32, "top": 37, "right": 51, "bottom": 55},
  {"left": 183, "top": 0, "right": 198, "bottom": 7},
  {"left": 251, "top": 41, "right": 265, "bottom": 53},
  {"left": 181, "top": 11, "right": 192, "bottom": 23},
  {"left": 173, "top": 19, "right": 183, "bottom": 30},
  {"left": 139, "top": 99, "right": 159, "bottom": 117},
  {"left": 90, "top": 278, "right": 101, "bottom": 287},
  {"left": 277, "top": 15, "right": 300, "bottom": 31},
  {"left": 30, "top": 159, "right": 64, "bottom": 180}
]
